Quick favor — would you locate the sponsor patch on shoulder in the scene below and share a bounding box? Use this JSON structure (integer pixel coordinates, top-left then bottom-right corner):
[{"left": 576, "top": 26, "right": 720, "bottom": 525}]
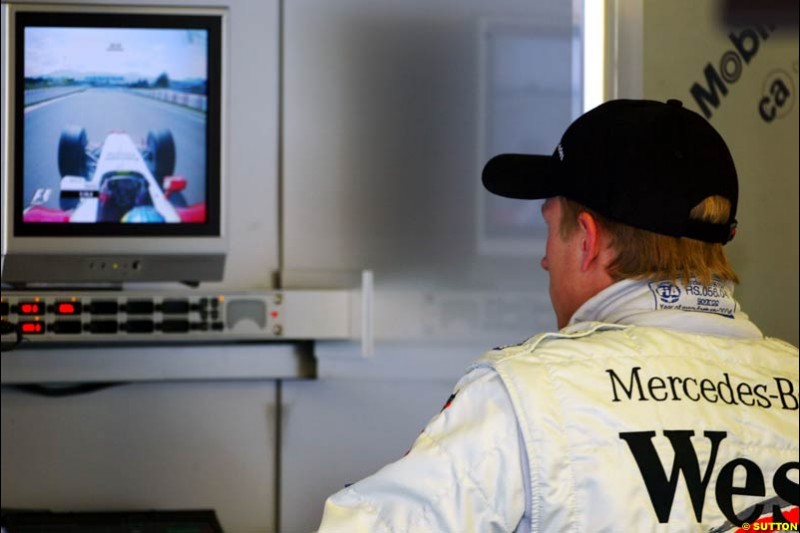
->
[
  {"left": 441, "top": 392, "right": 457, "bottom": 412},
  {"left": 648, "top": 279, "right": 736, "bottom": 318},
  {"left": 492, "top": 339, "right": 527, "bottom": 351}
]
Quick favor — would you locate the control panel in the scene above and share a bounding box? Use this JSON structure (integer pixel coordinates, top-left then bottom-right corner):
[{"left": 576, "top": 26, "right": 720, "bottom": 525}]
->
[{"left": 0, "top": 290, "right": 352, "bottom": 346}]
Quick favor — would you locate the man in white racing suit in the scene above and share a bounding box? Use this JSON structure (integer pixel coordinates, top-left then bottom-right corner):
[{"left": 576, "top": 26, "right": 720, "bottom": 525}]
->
[{"left": 316, "top": 99, "right": 799, "bottom": 533}]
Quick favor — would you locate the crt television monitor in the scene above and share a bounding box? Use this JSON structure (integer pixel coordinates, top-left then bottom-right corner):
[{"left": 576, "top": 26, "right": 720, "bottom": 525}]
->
[{"left": 1, "top": 4, "right": 227, "bottom": 284}]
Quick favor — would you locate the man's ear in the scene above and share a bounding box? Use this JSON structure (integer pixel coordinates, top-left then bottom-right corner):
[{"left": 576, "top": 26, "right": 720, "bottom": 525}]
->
[{"left": 576, "top": 211, "right": 603, "bottom": 273}]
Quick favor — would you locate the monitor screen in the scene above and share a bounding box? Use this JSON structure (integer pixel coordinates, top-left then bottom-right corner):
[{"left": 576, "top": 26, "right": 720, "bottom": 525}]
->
[
  {"left": 1, "top": 6, "right": 227, "bottom": 283},
  {"left": 13, "top": 11, "right": 222, "bottom": 237}
]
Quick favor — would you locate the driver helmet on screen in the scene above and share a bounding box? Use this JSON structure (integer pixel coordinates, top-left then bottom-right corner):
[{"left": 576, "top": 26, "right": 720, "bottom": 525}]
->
[{"left": 121, "top": 205, "right": 166, "bottom": 223}]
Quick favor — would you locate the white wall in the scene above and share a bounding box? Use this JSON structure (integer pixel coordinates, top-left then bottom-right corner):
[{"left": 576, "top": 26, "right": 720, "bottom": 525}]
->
[
  {"left": 1, "top": 2, "right": 284, "bottom": 531},
  {"left": 2, "top": 381, "right": 279, "bottom": 531},
  {"left": 637, "top": 0, "right": 799, "bottom": 345},
  {"left": 1, "top": 0, "right": 282, "bottom": 290}
]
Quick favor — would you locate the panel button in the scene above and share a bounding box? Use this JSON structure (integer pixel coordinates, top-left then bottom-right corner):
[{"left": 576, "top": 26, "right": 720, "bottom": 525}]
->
[
  {"left": 0, "top": 302, "right": 9, "bottom": 316},
  {"left": 126, "top": 300, "right": 155, "bottom": 315},
  {"left": 53, "top": 321, "right": 83, "bottom": 334},
  {"left": 162, "top": 300, "right": 190, "bottom": 314},
  {"left": 126, "top": 320, "right": 154, "bottom": 334},
  {"left": 90, "top": 301, "right": 119, "bottom": 315},
  {"left": 55, "top": 301, "right": 83, "bottom": 315},
  {"left": 18, "top": 301, "right": 45, "bottom": 316},
  {"left": 162, "top": 320, "right": 190, "bottom": 333},
  {"left": 89, "top": 320, "right": 118, "bottom": 334},
  {"left": 20, "top": 321, "right": 45, "bottom": 335}
]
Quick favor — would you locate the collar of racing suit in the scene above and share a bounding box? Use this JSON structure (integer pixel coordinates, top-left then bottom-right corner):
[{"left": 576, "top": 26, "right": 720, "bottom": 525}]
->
[{"left": 565, "top": 277, "right": 764, "bottom": 339}]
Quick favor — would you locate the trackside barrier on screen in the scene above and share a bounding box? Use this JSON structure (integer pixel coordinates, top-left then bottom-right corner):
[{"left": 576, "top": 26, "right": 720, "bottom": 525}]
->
[{"left": 131, "top": 89, "right": 208, "bottom": 112}]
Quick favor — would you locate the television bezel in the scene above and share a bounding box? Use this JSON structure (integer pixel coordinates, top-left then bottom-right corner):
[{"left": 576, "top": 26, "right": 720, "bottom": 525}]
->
[{"left": 1, "top": 3, "right": 228, "bottom": 283}]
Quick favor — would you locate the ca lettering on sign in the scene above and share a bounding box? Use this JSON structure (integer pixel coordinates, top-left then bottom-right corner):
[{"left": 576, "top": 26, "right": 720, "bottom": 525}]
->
[{"left": 758, "top": 69, "right": 795, "bottom": 123}]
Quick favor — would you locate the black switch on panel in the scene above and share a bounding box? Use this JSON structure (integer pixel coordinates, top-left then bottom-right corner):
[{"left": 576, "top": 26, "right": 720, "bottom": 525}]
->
[
  {"left": 162, "top": 320, "right": 190, "bottom": 333},
  {"left": 89, "top": 320, "right": 118, "bottom": 334},
  {"left": 162, "top": 300, "right": 190, "bottom": 314},
  {"left": 126, "top": 320, "right": 155, "bottom": 333},
  {"left": 90, "top": 301, "right": 119, "bottom": 314},
  {"left": 126, "top": 300, "right": 155, "bottom": 314},
  {"left": 53, "top": 321, "right": 83, "bottom": 334}
]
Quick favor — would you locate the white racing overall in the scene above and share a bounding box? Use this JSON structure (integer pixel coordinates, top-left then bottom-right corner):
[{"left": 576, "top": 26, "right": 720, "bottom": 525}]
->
[{"left": 317, "top": 279, "right": 799, "bottom": 532}]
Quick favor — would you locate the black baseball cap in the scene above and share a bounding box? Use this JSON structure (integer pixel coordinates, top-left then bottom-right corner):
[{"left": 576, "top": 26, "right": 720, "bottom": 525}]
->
[{"left": 482, "top": 99, "right": 738, "bottom": 244}]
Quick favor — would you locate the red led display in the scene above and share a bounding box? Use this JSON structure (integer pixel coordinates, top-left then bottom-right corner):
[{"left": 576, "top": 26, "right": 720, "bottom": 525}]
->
[
  {"left": 56, "top": 302, "right": 82, "bottom": 315},
  {"left": 18, "top": 302, "right": 43, "bottom": 315},
  {"left": 20, "top": 322, "right": 44, "bottom": 335}
]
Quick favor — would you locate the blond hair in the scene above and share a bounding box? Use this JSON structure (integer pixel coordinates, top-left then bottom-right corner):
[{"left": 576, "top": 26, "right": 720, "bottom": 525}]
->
[{"left": 559, "top": 196, "right": 739, "bottom": 285}]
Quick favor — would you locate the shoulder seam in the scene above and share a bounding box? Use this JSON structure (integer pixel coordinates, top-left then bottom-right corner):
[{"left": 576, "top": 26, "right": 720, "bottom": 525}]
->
[{"left": 474, "top": 323, "right": 631, "bottom": 369}]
